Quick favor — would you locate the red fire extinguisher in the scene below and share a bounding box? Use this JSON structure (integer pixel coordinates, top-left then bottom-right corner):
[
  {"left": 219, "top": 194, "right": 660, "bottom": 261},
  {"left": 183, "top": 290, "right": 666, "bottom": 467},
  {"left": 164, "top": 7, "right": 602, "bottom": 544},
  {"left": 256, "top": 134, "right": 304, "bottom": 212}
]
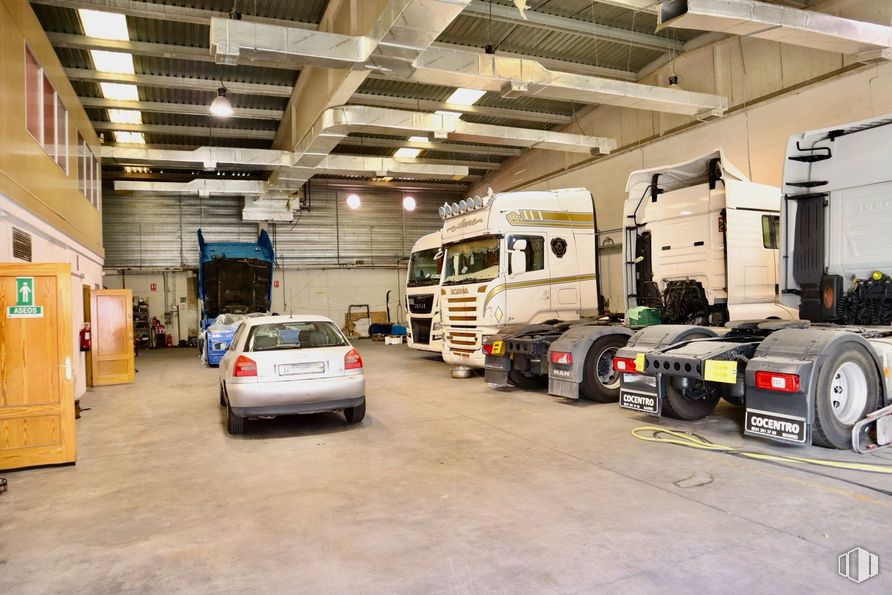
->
[{"left": 80, "top": 322, "right": 92, "bottom": 352}]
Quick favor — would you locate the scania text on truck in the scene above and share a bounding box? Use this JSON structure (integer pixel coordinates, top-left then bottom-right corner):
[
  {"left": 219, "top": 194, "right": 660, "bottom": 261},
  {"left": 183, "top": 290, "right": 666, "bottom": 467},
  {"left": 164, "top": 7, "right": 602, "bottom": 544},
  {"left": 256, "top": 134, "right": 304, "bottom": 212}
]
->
[
  {"left": 484, "top": 151, "right": 793, "bottom": 402},
  {"left": 438, "top": 189, "right": 600, "bottom": 368},
  {"left": 616, "top": 116, "right": 892, "bottom": 450},
  {"left": 406, "top": 231, "right": 444, "bottom": 353}
]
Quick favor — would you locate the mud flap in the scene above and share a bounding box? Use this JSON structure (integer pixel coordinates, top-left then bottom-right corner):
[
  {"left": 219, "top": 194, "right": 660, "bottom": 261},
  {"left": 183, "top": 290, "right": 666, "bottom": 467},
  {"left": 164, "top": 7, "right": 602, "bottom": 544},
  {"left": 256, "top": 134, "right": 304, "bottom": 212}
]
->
[{"left": 619, "top": 374, "right": 661, "bottom": 415}]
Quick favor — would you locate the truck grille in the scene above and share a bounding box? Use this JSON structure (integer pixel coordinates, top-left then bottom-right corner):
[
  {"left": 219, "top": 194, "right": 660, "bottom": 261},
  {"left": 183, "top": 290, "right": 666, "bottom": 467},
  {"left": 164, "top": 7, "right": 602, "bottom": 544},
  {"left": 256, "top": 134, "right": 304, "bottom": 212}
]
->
[
  {"left": 445, "top": 330, "right": 479, "bottom": 357},
  {"left": 443, "top": 293, "right": 481, "bottom": 327},
  {"left": 411, "top": 319, "right": 432, "bottom": 345},
  {"left": 408, "top": 294, "right": 434, "bottom": 314}
]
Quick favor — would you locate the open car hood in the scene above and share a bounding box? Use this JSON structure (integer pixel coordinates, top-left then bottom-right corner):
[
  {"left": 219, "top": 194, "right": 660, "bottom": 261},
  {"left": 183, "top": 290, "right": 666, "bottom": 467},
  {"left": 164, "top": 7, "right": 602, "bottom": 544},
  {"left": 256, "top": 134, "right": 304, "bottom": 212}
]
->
[{"left": 198, "top": 229, "right": 274, "bottom": 325}]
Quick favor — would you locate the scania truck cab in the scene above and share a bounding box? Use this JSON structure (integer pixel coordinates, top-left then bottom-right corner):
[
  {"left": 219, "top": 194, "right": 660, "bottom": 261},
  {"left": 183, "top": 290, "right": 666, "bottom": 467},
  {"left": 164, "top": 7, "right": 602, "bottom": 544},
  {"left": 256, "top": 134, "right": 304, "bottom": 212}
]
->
[
  {"left": 438, "top": 189, "right": 599, "bottom": 368},
  {"left": 485, "top": 150, "right": 793, "bottom": 401},
  {"left": 406, "top": 231, "right": 444, "bottom": 353},
  {"left": 616, "top": 115, "right": 892, "bottom": 450}
]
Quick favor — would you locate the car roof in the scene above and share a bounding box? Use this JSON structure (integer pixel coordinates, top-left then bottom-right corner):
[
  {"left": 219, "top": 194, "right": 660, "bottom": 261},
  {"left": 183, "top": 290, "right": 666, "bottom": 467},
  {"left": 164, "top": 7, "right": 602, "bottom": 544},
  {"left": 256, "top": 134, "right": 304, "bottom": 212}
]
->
[{"left": 240, "top": 314, "right": 337, "bottom": 327}]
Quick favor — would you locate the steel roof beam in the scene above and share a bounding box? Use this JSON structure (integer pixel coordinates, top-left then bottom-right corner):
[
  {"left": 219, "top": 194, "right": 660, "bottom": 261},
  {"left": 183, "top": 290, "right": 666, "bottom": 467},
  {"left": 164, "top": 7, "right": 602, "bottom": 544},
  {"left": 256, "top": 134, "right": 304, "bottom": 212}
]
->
[
  {"left": 31, "top": 0, "right": 318, "bottom": 30},
  {"left": 81, "top": 97, "right": 283, "bottom": 120},
  {"left": 47, "top": 32, "right": 299, "bottom": 70},
  {"left": 92, "top": 121, "right": 276, "bottom": 140},
  {"left": 462, "top": 0, "right": 680, "bottom": 52},
  {"left": 350, "top": 93, "right": 572, "bottom": 125},
  {"left": 65, "top": 68, "right": 295, "bottom": 97}
]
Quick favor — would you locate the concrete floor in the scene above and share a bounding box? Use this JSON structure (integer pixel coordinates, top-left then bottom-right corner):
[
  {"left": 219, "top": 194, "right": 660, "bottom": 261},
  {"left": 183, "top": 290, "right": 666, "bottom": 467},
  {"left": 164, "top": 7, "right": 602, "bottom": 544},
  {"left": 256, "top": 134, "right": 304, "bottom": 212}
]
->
[{"left": 2, "top": 341, "right": 891, "bottom": 594}]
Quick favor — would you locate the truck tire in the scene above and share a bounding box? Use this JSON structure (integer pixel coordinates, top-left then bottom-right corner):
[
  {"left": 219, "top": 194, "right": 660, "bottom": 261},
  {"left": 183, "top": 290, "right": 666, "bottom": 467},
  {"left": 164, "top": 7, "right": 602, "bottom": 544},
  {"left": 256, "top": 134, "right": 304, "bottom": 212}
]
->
[
  {"left": 663, "top": 385, "right": 720, "bottom": 420},
  {"left": 508, "top": 369, "right": 547, "bottom": 390},
  {"left": 580, "top": 335, "right": 628, "bottom": 402},
  {"left": 660, "top": 330, "right": 718, "bottom": 420},
  {"left": 812, "top": 344, "right": 881, "bottom": 449}
]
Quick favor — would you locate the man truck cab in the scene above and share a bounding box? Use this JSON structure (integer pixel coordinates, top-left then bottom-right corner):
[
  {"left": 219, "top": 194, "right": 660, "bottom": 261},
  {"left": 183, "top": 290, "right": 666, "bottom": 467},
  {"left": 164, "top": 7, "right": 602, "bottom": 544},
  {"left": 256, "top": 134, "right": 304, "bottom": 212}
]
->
[
  {"left": 438, "top": 189, "right": 599, "bottom": 368},
  {"left": 406, "top": 231, "right": 444, "bottom": 353}
]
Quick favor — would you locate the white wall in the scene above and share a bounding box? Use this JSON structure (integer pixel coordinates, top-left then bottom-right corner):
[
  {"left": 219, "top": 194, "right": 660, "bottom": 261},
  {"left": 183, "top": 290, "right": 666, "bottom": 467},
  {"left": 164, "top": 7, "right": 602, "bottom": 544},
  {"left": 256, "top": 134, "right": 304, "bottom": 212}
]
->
[
  {"left": 102, "top": 271, "right": 200, "bottom": 345},
  {"left": 1, "top": 193, "right": 103, "bottom": 400},
  {"left": 103, "top": 265, "right": 410, "bottom": 340}
]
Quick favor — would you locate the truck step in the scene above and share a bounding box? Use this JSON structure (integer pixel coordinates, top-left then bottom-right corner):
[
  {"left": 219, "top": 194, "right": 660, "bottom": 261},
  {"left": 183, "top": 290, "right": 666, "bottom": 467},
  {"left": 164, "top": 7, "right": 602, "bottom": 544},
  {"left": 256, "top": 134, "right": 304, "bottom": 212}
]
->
[{"left": 786, "top": 180, "right": 828, "bottom": 188}]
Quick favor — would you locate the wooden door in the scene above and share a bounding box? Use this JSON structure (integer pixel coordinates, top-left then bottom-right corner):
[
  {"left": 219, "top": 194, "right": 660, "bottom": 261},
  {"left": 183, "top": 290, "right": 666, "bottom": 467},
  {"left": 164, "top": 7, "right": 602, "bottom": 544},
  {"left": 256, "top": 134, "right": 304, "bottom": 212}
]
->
[
  {"left": 92, "top": 289, "right": 135, "bottom": 386},
  {"left": 0, "top": 263, "right": 76, "bottom": 470},
  {"left": 83, "top": 284, "right": 93, "bottom": 387}
]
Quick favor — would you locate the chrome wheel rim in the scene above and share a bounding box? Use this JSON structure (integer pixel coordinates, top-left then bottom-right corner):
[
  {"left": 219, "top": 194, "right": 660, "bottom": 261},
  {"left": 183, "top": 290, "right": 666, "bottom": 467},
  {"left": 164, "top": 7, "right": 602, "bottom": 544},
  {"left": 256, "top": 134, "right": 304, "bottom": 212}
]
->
[{"left": 829, "top": 361, "right": 867, "bottom": 425}]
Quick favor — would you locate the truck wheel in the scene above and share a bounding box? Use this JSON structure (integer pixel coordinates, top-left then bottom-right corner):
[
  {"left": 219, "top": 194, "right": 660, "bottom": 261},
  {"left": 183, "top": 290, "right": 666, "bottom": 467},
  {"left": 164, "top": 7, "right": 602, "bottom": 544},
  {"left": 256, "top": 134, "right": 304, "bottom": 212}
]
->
[
  {"left": 813, "top": 344, "right": 880, "bottom": 449},
  {"left": 580, "top": 335, "right": 628, "bottom": 402},
  {"left": 508, "top": 369, "right": 547, "bottom": 390},
  {"left": 663, "top": 384, "right": 720, "bottom": 420}
]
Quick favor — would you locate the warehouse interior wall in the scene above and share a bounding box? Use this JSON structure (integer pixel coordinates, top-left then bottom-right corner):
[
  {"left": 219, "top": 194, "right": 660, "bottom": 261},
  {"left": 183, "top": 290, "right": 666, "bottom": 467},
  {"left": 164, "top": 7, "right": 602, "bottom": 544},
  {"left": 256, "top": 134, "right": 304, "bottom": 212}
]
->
[
  {"left": 0, "top": 193, "right": 103, "bottom": 400},
  {"left": 472, "top": 30, "right": 892, "bottom": 309},
  {"left": 102, "top": 184, "right": 457, "bottom": 269},
  {"left": 103, "top": 266, "right": 410, "bottom": 345}
]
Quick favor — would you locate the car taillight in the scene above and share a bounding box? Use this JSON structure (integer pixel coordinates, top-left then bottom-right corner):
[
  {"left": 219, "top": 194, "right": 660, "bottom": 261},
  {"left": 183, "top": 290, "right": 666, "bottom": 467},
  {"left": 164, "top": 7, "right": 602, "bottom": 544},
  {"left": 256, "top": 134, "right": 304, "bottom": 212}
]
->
[
  {"left": 345, "top": 348, "right": 363, "bottom": 370},
  {"left": 482, "top": 343, "right": 493, "bottom": 355},
  {"left": 754, "top": 371, "right": 800, "bottom": 393},
  {"left": 233, "top": 355, "right": 257, "bottom": 377},
  {"left": 613, "top": 357, "right": 638, "bottom": 373},
  {"left": 550, "top": 351, "right": 572, "bottom": 365}
]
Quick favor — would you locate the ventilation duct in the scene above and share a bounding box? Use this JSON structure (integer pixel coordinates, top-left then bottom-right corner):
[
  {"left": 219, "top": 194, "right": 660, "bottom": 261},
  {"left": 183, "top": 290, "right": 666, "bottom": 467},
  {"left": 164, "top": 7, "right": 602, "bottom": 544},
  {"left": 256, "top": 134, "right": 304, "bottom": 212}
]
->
[
  {"left": 210, "top": 16, "right": 728, "bottom": 117},
  {"left": 102, "top": 146, "right": 470, "bottom": 181},
  {"left": 658, "top": 0, "right": 892, "bottom": 60},
  {"left": 408, "top": 47, "right": 728, "bottom": 117},
  {"left": 114, "top": 179, "right": 268, "bottom": 197}
]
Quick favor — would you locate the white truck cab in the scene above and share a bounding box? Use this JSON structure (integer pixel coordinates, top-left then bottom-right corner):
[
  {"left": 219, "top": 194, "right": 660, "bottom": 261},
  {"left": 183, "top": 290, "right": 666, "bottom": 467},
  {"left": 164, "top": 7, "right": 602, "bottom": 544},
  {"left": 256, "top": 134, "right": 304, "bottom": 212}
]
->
[
  {"left": 406, "top": 231, "right": 444, "bottom": 353},
  {"left": 439, "top": 189, "right": 599, "bottom": 368}
]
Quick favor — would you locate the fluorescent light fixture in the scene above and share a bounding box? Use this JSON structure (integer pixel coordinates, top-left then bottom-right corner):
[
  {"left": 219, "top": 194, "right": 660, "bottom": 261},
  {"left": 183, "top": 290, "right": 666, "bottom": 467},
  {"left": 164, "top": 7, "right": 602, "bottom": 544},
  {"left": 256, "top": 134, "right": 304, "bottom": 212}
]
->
[
  {"left": 90, "top": 50, "right": 135, "bottom": 74},
  {"left": 78, "top": 9, "right": 130, "bottom": 41},
  {"left": 346, "top": 194, "right": 361, "bottom": 209},
  {"left": 435, "top": 110, "right": 462, "bottom": 118},
  {"left": 408, "top": 136, "right": 428, "bottom": 143},
  {"left": 107, "top": 109, "right": 142, "bottom": 124},
  {"left": 445, "top": 87, "right": 486, "bottom": 106},
  {"left": 394, "top": 147, "right": 421, "bottom": 158},
  {"left": 100, "top": 83, "right": 139, "bottom": 101},
  {"left": 402, "top": 196, "right": 416, "bottom": 211},
  {"left": 123, "top": 166, "right": 149, "bottom": 174},
  {"left": 113, "top": 131, "right": 145, "bottom": 144}
]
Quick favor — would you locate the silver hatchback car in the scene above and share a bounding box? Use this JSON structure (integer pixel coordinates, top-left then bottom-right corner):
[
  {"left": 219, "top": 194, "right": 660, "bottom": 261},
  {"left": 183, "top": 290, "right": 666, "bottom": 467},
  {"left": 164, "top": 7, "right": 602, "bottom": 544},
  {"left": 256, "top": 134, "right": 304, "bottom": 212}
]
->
[{"left": 219, "top": 315, "right": 365, "bottom": 434}]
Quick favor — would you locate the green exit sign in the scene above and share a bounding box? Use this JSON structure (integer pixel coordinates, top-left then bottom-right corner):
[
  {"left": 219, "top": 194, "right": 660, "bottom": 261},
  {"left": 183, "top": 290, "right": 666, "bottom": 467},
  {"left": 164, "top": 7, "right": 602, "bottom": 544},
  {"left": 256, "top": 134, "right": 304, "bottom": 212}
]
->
[{"left": 7, "top": 277, "right": 43, "bottom": 318}]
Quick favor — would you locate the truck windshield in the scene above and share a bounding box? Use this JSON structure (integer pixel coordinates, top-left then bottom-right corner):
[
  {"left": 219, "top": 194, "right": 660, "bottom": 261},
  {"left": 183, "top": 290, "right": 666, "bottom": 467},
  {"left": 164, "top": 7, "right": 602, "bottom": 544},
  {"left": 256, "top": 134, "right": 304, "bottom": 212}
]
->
[
  {"left": 407, "top": 248, "right": 442, "bottom": 287},
  {"left": 443, "top": 236, "right": 501, "bottom": 285}
]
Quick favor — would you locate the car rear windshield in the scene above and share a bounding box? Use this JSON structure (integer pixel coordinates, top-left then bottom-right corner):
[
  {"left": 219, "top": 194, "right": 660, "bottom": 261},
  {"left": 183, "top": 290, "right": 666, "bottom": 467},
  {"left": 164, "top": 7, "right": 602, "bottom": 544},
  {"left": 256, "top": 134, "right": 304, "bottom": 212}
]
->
[{"left": 245, "top": 321, "right": 347, "bottom": 352}]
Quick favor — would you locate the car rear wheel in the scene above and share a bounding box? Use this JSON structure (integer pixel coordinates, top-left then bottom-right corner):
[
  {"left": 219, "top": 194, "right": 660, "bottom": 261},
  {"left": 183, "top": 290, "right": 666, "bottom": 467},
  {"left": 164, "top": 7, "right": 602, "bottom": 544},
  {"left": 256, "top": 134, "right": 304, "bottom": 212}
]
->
[
  {"left": 813, "top": 343, "right": 880, "bottom": 449},
  {"left": 345, "top": 399, "right": 366, "bottom": 424},
  {"left": 227, "top": 405, "right": 244, "bottom": 434},
  {"left": 580, "top": 335, "right": 628, "bottom": 402},
  {"left": 508, "top": 369, "right": 547, "bottom": 390}
]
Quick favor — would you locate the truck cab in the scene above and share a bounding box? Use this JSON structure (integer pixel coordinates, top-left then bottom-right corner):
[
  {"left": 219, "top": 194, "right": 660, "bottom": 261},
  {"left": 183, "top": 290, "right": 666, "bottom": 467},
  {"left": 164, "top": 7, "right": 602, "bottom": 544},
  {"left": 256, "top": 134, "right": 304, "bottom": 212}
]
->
[
  {"left": 438, "top": 189, "right": 599, "bottom": 368},
  {"left": 617, "top": 118, "right": 892, "bottom": 449},
  {"left": 406, "top": 231, "right": 444, "bottom": 353}
]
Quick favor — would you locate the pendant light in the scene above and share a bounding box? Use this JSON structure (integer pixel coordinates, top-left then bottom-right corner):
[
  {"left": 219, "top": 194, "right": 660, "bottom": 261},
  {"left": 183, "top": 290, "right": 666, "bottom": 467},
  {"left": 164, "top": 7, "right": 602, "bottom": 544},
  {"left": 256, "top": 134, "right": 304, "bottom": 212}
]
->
[{"left": 210, "top": 86, "right": 233, "bottom": 117}]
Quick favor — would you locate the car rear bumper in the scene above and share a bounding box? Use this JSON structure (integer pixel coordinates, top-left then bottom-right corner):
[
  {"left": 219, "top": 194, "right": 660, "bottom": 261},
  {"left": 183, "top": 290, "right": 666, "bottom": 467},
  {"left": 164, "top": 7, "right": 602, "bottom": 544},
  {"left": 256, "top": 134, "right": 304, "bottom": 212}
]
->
[
  {"left": 226, "top": 374, "right": 365, "bottom": 411},
  {"left": 232, "top": 397, "right": 365, "bottom": 418}
]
